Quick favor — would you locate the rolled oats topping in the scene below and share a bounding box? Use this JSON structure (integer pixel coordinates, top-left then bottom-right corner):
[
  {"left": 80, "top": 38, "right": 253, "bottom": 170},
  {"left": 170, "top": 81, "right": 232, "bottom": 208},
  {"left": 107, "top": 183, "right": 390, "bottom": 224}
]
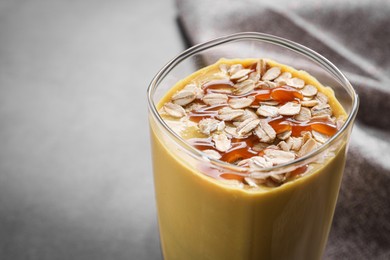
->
[
  {"left": 230, "top": 68, "right": 252, "bottom": 80},
  {"left": 301, "top": 99, "right": 319, "bottom": 107},
  {"left": 203, "top": 149, "right": 222, "bottom": 160},
  {"left": 301, "top": 84, "right": 318, "bottom": 97},
  {"left": 316, "top": 92, "right": 329, "bottom": 104},
  {"left": 277, "top": 130, "right": 292, "bottom": 141},
  {"left": 224, "top": 125, "right": 250, "bottom": 139},
  {"left": 183, "top": 83, "right": 204, "bottom": 99},
  {"left": 228, "top": 96, "right": 255, "bottom": 109},
  {"left": 258, "top": 119, "right": 276, "bottom": 142},
  {"left": 198, "top": 118, "right": 222, "bottom": 135},
  {"left": 160, "top": 58, "right": 346, "bottom": 188},
  {"left": 262, "top": 67, "right": 281, "bottom": 81},
  {"left": 234, "top": 79, "right": 256, "bottom": 95},
  {"left": 286, "top": 77, "right": 305, "bottom": 89},
  {"left": 213, "top": 133, "right": 231, "bottom": 152},
  {"left": 274, "top": 72, "right": 292, "bottom": 84},
  {"left": 162, "top": 102, "right": 186, "bottom": 118},
  {"left": 257, "top": 105, "right": 279, "bottom": 117},
  {"left": 263, "top": 149, "right": 296, "bottom": 165},
  {"left": 202, "top": 93, "right": 229, "bottom": 105},
  {"left": 236, "top": 118, "right": 261, "bottom": 136},
  {"left": 235, "top": 108, "right": 258, "bottom": 122},
  {"left": 278, "top": 102, "right": 301, "bottom": 116},
  {"left": 311, "top": 103, "right": 332, "bottom": 117},
  {"left": 294, "top": 107, "right": 312, "bottom": 121},
  {"left": 217, "top": 107, "right": 245, "bottom": 121},
  {"left": 171, "top": 89, "right": 197, "bottom": 106},
  {"left": 312, "top": 130, "right": 330, "bottom": 144},
  {"left": 297, "top": 138, "right": 319, "bottom": 157}
]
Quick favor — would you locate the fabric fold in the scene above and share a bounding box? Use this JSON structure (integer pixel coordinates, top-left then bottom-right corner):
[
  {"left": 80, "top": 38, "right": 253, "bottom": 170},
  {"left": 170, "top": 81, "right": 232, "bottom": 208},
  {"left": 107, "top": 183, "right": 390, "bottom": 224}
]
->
[{"left": 175, "top": 0, "right": 390, "bottom": 258}]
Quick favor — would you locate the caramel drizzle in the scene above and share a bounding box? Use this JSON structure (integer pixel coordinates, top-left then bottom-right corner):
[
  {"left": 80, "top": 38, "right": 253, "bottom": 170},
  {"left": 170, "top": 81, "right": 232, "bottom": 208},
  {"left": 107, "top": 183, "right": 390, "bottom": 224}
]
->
[{"left": 184, "top": 63, "right": 338, "bottom": 185}]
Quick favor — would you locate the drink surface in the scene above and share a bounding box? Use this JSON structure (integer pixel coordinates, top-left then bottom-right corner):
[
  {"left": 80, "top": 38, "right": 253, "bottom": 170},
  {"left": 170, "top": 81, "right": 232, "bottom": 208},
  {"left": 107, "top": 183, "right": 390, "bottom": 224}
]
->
[
  {"left": 158, "top": 58, "right": 346, "bottom": 188},
  {"left": 150, "top": 58, "right": 348, "bottom": 259}
]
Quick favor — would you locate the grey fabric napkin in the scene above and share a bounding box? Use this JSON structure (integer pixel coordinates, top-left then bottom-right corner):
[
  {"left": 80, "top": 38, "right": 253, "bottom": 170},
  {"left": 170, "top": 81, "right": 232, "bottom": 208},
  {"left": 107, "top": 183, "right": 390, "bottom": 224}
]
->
[{"left": 176, "top": 0, "right": 390, "bottom": 259}]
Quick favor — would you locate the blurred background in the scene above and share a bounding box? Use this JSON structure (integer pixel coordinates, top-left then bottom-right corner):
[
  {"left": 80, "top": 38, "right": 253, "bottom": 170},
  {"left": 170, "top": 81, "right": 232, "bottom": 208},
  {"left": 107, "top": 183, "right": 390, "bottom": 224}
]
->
[
  {"left": 0, "top": 0, "right": 181, "bottom": 259},
  {"left": 1, "top": 0, "right": 389, "bottom": 259}
]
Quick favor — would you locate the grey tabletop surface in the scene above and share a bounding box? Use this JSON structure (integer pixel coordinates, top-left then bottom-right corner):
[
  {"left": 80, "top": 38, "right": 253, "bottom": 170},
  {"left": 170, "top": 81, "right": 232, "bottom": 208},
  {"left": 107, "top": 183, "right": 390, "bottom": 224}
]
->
[{"left": 0, "top": 0, "right": 182, "bottom": 259}]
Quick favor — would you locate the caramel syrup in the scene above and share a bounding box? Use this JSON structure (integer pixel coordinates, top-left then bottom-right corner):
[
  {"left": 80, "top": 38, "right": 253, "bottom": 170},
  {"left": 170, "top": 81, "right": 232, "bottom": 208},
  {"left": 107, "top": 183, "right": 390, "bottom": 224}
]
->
[
  {"left": 268, "top": 116, "right": 337, "bottom": 137},
  {"left": 203, "top": 79, "right": 234, "bottom": 93},
  {"left": 183, "top": 62, "right": 338, "bottom": 184},
  {"left": 271, "top": 86, "right": 303, "bottom": 103},
  {"left": 187, "top": 135, "right": 259, "bottom": 164},
  {"left": 220, "top": 135, "right": 259, "bottom": 164},
  {"left": 188, "top": 104, "right": 227, "bottom": 123}
]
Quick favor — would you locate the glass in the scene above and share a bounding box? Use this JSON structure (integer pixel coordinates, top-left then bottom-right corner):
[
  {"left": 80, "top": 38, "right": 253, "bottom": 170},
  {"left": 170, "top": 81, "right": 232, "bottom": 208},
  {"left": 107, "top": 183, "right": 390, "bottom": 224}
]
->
[{"left": 147, "top": 32, "right": 358, "bottom": 260}]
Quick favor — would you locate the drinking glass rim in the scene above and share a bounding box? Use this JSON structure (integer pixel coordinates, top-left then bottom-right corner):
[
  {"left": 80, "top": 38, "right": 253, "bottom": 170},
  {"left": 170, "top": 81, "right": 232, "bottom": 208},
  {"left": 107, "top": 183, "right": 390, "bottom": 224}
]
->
[{"left": 147, "top": 32, "right": 359, "bottom": 173}]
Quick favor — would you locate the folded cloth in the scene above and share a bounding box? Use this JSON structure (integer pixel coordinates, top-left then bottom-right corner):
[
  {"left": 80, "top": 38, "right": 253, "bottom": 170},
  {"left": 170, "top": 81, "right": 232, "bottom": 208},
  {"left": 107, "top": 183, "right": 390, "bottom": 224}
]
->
[{"left": 176, "top": 0, "right": 390, "bottom": 259}]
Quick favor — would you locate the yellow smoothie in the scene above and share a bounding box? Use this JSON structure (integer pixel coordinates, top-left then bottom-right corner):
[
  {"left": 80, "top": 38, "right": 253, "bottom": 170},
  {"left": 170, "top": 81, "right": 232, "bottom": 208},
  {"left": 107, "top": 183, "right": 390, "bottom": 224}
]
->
[{"left": 150, "top": 59, "right": 348, "bottom": 260}]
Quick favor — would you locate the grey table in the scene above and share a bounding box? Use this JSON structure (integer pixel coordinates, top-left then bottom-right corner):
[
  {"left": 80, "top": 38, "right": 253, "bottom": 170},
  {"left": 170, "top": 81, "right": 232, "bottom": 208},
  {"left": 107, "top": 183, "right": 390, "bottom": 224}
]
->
[{"left": 0, "top": 0, "right": 183, "bottom": 259}]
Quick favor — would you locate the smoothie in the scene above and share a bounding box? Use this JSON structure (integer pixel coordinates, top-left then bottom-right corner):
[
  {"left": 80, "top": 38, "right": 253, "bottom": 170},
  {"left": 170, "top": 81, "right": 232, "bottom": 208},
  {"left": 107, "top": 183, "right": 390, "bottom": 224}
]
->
[{"left": 150, "top": 58, "right": 349, "bottom": 259}]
